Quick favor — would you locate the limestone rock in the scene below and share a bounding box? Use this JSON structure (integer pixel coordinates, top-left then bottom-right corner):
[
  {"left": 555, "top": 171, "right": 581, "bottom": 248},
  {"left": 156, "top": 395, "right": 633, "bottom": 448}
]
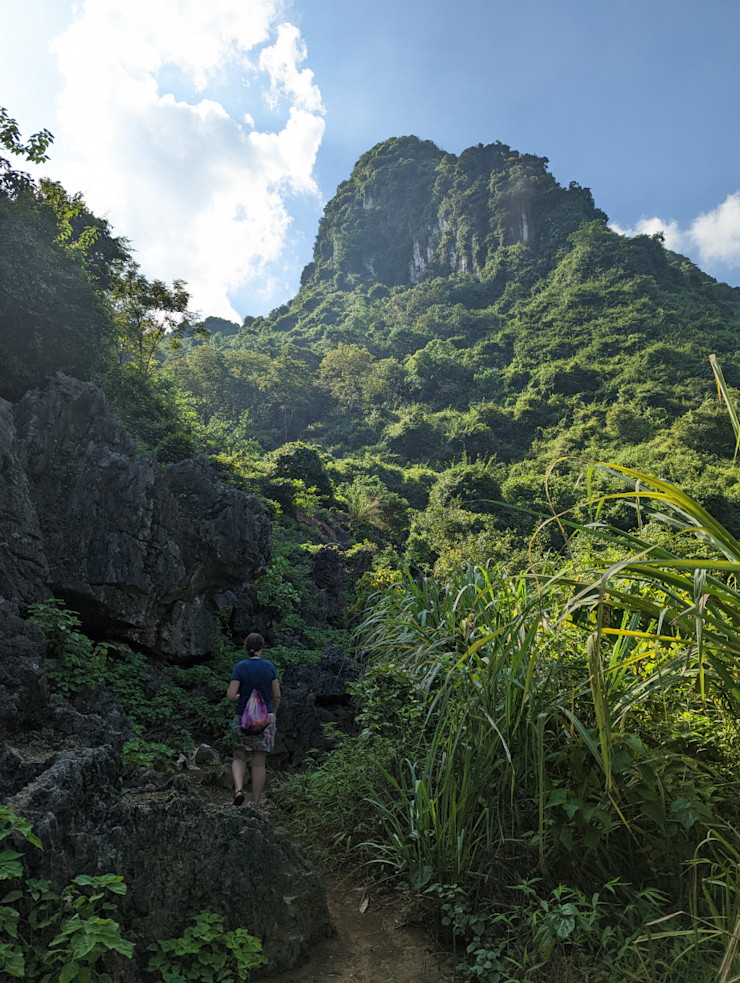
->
[
  {"left": 271, "top": 649, "right": 358, "bottom": 769},
  {"left": 1, "top": 374, "right": 272, "bottom": 660},
  {"left": 309, "top": 546, "right": 345, "bottom": 621},
  {"left": 10, "top": 765, "right": 331, "bottom": 976},
  {"left": 0, "top": 400, "right": 49, "bottom": 605},
  {"left": 193, "top": 743, "right": 221, "bottom": 766}
]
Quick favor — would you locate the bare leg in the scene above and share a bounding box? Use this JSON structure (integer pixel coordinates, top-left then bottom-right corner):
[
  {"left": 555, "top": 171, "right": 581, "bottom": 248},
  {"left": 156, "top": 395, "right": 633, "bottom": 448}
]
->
[
  {"left": 232, "top": 748, "right": 247, "bottom": 798},
  {"left": 251, "top": 750, "right": 267, "bottom": 807}
]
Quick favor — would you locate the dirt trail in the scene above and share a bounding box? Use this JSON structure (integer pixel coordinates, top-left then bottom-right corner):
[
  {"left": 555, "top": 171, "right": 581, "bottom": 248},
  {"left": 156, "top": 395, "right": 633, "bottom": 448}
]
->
[
  {"left": 268, "top": 877, "right": 453, "bottom": 983},
  {"left": 181, "top": 771, "right": 454, "bottom": 983}
]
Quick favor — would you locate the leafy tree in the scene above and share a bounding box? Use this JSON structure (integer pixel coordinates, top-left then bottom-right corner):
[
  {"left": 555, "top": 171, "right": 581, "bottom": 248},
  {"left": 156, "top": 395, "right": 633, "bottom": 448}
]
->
[
  {"left": 361, "top": 357, "right": 407, "bottom": 407},
  {"left": 267, "top": 441, "right": 333, "bottom": 499},
  {"left": 0, "top": 109, "right": 135, "bottom": 400},
  {"left": 254, "top": 352, "right": 317, "bottom": 442},
  {"left": 384, "top": 408, "right": 448, "bottom": 462},
  {"left": 167, "top": 345, "right": 236, "bottom": 424},
  {"left": 36, "top": 179, "right": 127, "bottom": 288},
  {"left": 318, "top": 343, "right": 375, "bottom": 411},
  {"left": 0, "top": 107, "right": 53, "bottom": 163},
  {"left": 428, "top": 460, "right": 501, "bottom": 514},
  {"left": 404, "top": 338, "right": 474, "bottom": 409},
  {"left": 671, "top": 399, "right": 738, "bottom": 457},
  {"left": 0, "top": 190, "right": 115, "bottom": 400},
  {"left": 110, "top": 261, "right": 200, "bottom": 375},
  {"left": 338, "top": 475, "right": 410, "bottom": 543}
]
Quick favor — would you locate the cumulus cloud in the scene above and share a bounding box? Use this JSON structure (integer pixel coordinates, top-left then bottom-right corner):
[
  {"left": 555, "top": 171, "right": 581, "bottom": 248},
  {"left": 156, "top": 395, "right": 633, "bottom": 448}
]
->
[
  {"left": 611, "top": 192, "right": 740, "bottom": 280},
  {"left": 47, "top": 0, "right": 325, "bottom": 319}
]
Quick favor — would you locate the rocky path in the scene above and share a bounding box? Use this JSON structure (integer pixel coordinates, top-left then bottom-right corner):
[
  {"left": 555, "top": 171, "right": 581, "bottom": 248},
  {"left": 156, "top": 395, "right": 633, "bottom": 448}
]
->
[{"left": 183, "top": 772, "right": 454, "bottom": 983}]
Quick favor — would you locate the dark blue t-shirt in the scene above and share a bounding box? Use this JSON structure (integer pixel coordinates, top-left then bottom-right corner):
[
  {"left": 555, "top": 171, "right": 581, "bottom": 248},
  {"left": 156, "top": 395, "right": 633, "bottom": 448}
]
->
[{"left": 231, "top": 658, "right": 277, "bottom": 716}]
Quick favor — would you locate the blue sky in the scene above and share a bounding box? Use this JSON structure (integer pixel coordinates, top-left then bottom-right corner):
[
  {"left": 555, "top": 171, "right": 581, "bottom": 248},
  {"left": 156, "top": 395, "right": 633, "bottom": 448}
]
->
[{"left": 2, "top": 0, "right": 739, "bottom": 320}]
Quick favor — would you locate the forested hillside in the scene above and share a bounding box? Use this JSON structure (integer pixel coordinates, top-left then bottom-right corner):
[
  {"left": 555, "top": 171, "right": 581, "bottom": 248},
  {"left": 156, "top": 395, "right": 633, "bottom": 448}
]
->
[
  {"left": 5, "top": 131, "right": 740, "bottom": 618},
  {"left": 154, "top": 136, "right": 740, "bottom": 572},
  {"left": 6, "top": 127, "right": 740, "bottom": 982}
]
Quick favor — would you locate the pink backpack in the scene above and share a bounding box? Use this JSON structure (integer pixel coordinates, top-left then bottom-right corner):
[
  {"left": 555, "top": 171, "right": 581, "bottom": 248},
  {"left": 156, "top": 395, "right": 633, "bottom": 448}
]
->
[{"left": 241, "top": 689, "right": 269, "bottom": 735}]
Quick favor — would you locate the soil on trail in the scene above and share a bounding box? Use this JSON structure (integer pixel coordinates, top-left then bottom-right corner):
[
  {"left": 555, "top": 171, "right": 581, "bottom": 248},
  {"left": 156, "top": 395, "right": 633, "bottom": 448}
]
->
[
  {"left": 171, "top": 769, "right": 455, "bottom": 983},
  {"left": 267, "top": 878, "right": 454, "bottom": 983}
]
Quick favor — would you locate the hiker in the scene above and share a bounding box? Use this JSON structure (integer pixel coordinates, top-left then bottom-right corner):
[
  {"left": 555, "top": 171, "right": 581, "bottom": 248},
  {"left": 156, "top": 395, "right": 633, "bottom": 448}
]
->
[{"left": 227, "top": 632, "right": 281, "bottom": 809}]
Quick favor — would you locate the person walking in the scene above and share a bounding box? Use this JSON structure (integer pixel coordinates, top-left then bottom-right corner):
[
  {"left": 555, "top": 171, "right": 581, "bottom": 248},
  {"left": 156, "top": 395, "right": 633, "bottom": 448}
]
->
[{"left": 227, "top": 632, "right": 281, "bottom": 809}]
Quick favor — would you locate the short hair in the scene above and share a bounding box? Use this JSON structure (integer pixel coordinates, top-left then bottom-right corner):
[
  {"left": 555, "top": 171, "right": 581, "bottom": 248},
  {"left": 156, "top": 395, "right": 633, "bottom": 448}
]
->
[{"left": 244, "top": 632, "right": 265, "bottom": 655}]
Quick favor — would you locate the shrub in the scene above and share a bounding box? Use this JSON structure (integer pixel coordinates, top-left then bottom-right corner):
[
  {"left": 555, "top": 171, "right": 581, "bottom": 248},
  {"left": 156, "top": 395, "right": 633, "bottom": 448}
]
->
[
  {"left": 147, "top": 911, "right": 266, "bottom": 982},
  {"left": 266, "top": 442, "right": 333, "bottom": 499},
  {"left": 0, "top": 806, "right": 134, "bottom": 981},
  {"left": 27, "top": 599, "right": 111, "bottom": 697},
  {"left": 427, "top": 460, "right": 501, "bottom": 514}
]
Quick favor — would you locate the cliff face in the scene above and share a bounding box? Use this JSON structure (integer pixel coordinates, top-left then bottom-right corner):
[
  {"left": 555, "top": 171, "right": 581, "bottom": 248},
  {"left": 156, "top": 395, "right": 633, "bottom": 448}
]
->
[
  {"left": 0, "top": 373, "right": 272, "bottom": 660},
  {"left": 303, "top": 135, "right": 606, "bottom": 290}
]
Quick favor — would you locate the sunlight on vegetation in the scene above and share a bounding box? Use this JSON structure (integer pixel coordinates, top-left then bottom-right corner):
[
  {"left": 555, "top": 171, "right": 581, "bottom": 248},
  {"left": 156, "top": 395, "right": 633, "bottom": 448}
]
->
[
  {"left": 277, "top": 465, "right": 740, "bottom": 982},
  {"left": 6, "top": 117, "right": 740, "bottom": 980}
]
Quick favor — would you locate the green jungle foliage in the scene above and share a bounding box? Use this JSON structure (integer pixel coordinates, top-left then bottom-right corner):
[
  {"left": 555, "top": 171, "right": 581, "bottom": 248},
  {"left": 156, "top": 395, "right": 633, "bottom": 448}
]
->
[
  {"left": 275, "top": 474, "right": 740, "bottom": 982},
  {"left": 7, "top": 119, "right": 740, "bottom": 980}
]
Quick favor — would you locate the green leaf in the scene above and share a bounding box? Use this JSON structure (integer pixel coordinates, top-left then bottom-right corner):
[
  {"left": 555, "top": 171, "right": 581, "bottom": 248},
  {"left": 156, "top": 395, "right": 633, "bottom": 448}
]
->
[
  {"left": 0, "top": 851, "right": 23, "bottom": 881},
  {"left": 546, "top": 789, "right": 567, "bottom": 808},
  {"left": 559, "top": 827, "right": 574, "bottom": 852},
  {"left": 555, "top": 915, "right": 576, "bottom": 939},
  {"left": 0, "top": 904, "right": 20, "bottom": 937},
  {"left": 60, "top": 959, "right": 80, "bottom": 983},
  {"left": 610, "top": 747, "right": 632, "bottom": 774},
  {"left": 641, "top": 798, "right": 667, "bottom": 830},
  {"left": 409, "top": 864, "right": 432, "bottom": 889},
  {"left": 670, "top": 796, "right": 700, "bottom": 829},
  {"left": 0, "top": 941, "right": 25, "bottom": 977},
  {"left": 562, "top": 800, "right": 580, "bottom": 820}
]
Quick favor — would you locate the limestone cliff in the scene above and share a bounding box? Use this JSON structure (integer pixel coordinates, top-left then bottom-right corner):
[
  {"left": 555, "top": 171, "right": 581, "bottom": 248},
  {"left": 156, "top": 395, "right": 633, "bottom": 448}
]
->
[
  {"left": 303, "top": 135, "right": 606, "bottom": 291},
  {"left": 0, "top": 373, "right": 272, "bottom": 660}
]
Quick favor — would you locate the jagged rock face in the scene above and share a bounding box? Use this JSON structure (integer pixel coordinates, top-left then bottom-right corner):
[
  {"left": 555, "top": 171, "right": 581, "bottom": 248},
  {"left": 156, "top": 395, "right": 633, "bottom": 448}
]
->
[
  {"left": 1, "top": 374, "right": 272, "bottom": 660},
  {"left": 0, "top": 598, "right": 52, "bottom": 747},
  {"left": 309, "top": 545, "right": 345, "bottom": 621},
  {"left": 272, "top": 649, "right": 358, "bottom": 769},
  {"left": 305, "top": 135, "right": 606, "bottom": 290},
  {"left": 0, "top": 400, "right": 49, "bottom": 605},
  {"left": 1, "top": 604, "right": 333, "bottom": 977}
]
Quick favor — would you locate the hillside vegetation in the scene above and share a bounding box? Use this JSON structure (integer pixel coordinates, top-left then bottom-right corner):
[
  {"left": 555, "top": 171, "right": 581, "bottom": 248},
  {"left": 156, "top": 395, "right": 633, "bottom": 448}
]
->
[{"left": 4, "top": 126, "right": 740, "bottom": 981}]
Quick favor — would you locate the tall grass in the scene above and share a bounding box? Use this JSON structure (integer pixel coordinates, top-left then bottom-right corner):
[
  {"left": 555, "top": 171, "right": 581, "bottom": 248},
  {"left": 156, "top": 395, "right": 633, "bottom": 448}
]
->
[
  {"left": 542, "top": 460, "right": 740, "bottom": 742},
  {"left": 349, "top": 465, "right": 740, "bottom": 980},
  {"left": 359, "top": 564, "right": 561, "bottom": 885}
]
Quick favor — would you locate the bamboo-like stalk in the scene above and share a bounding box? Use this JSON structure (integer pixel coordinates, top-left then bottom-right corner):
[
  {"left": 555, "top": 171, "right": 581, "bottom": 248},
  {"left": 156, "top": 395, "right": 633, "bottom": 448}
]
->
[{"left": 710, "top": 353, "right": 740, "bottom": 464}]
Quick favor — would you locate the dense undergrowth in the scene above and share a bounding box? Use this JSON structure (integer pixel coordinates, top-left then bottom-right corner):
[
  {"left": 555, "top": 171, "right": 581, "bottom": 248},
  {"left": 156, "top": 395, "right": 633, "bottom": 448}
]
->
[{"left": 273, "top": 469, "right": 740, "bottom": 982}]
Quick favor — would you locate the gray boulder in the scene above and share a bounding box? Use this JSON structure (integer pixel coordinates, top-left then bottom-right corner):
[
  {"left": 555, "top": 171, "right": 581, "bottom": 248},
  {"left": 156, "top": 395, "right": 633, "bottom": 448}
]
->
[
  {"left": 10, "top": 762, "right": 331, "bottom": 976},
  {"left": 1, "top": 374, "right": 272, "bottom": 659}
]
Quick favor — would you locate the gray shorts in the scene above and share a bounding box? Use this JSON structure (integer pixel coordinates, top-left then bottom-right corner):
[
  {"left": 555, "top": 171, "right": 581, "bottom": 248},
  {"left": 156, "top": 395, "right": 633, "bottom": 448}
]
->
[{"left": 231, "top": 713, "right": 276, "bottom": 753}]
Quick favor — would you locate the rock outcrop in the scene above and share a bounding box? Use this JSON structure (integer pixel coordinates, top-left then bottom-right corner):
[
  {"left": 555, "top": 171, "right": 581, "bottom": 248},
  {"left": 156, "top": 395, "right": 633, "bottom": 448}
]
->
[
  {"left": 1, "top": 601, "right": 333, "bottom": 977},
  {"left": 272, "top": 648, "right": 358, "bottom": 769},
  {"left": 0, "top": 374, "right": 271, "bottom": 660}
]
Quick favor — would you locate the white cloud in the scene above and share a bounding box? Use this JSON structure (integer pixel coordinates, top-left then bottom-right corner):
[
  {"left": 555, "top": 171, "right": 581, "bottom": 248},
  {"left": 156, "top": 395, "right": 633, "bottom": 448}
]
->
[
  {"left": 690, "top": 192, "right": 740, "bottom": 267},
  {"left": 259, "top": 23, "right": 323, "bottom": 113},
  {"left": 611, "top": 192, "right": 740, "bottom": 279},
  {"left": 45, "top": 0, "right": 325, "bottom": 319}
]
